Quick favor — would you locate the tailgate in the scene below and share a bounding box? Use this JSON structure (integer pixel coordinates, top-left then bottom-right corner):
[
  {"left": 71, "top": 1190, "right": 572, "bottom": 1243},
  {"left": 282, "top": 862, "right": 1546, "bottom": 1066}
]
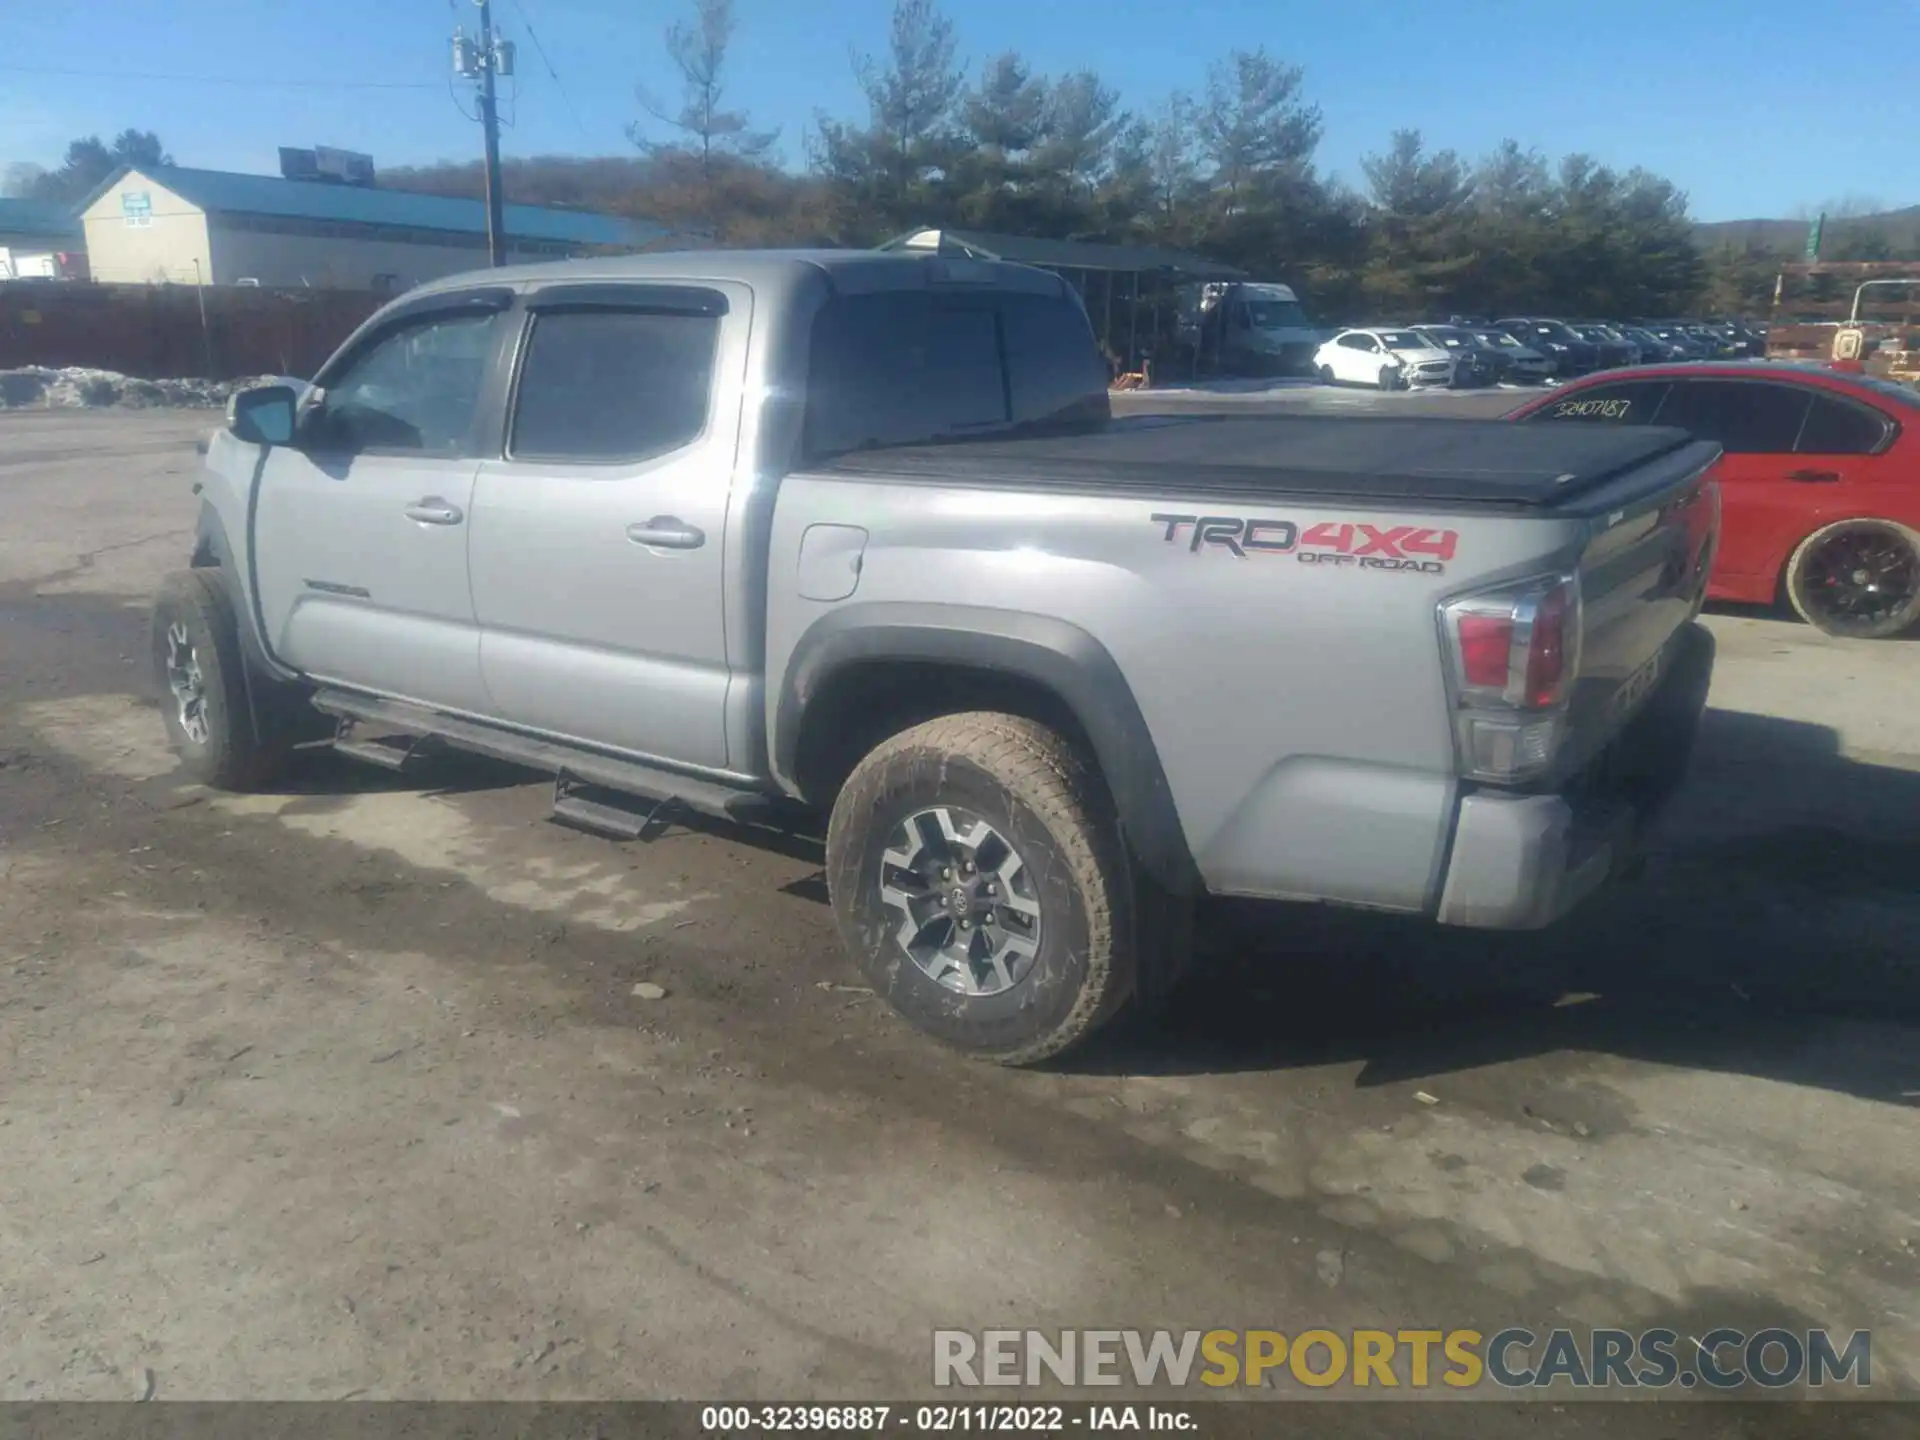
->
[{"left": 1555, "top": 440, "right": 1721, "bottom": 779}]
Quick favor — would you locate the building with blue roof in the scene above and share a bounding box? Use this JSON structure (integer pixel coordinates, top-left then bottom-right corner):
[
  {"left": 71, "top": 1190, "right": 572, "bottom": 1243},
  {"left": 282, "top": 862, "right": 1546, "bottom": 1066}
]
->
[
  {"left": 0, "top": 198, "right": 85, "bottom": 278},
  {"left": 77, "top": 164, "right": 666, "bottom": 292}
]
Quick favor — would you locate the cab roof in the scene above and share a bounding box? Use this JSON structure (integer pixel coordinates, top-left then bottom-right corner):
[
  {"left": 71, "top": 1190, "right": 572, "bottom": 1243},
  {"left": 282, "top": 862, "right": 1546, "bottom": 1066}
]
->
[{"left": 401, "top": 248, "right": 1072, "bottom": 303}]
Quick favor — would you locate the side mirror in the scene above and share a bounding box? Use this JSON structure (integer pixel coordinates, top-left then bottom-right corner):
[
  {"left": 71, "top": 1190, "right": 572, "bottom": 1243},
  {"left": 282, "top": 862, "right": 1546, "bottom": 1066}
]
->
[{"left": 227, "top": 383, "right": 298, "bottom": 447}]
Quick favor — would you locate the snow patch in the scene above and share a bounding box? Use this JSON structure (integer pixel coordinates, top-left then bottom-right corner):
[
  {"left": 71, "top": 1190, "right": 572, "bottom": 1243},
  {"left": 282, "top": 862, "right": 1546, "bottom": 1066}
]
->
[{"left": 0, "top": 366, "right": 297, "bottom": 411}]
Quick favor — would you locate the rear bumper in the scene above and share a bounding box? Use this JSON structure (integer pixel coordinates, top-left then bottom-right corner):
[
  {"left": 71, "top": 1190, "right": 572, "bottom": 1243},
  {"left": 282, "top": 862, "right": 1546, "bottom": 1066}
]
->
[{"left": 1434, "top": 622, "right": 1714, "bottom": 930}]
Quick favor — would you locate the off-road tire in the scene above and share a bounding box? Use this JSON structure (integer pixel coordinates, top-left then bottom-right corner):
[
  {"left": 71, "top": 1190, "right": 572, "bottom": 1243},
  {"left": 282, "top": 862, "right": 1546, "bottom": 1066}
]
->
[
  {"left": 1784, "top": 519, "right": 1920, "bottom": 640},
  {"left": 151, "top": 569, "right": 292, "bottom": 790},
  {"left": 826, "top": 712, "right": 1164, "bottom": 1066}
]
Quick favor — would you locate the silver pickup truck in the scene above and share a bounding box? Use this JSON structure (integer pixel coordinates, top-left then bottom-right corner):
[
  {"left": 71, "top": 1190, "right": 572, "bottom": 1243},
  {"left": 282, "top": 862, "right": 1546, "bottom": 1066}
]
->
[{"left": 154, "top": 249, "right": 1721, "bottom": 1064}]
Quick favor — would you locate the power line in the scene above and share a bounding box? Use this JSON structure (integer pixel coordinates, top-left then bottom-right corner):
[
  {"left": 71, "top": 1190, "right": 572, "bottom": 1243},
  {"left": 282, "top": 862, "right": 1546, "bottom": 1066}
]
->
[
  {"left": 448, "top": 72, "right": 480, "bottom": 124},
  {"left": 2, "top": 64, "right": 439, "bottom": 91},
  {"left": 504, "top": 0, "right": 591, "bottom": 140}
]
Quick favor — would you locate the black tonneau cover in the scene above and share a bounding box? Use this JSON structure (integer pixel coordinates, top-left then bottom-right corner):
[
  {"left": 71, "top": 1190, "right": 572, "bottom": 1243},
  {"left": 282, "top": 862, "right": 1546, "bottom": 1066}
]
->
[{"left": 818, "top": 413, "right": 1712, "bottom": 509}]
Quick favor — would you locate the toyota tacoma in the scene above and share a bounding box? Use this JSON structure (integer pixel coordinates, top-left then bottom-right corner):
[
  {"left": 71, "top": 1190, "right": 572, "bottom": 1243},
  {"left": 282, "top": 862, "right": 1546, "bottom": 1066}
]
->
[{"left": 153, "top": 249, "right": 1721, "bottom": 1064}]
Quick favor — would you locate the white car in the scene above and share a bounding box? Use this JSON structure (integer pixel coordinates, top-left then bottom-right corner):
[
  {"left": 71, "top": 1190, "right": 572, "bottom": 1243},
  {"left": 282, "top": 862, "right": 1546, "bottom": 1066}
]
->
[{"left": 1313, "top": 328, "right": 1456, "bottom": 390}]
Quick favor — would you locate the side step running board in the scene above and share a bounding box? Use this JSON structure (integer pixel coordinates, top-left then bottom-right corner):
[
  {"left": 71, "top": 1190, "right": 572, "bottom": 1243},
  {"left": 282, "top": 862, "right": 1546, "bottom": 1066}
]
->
[
  {"left": 331, "top": 721, "right": 426, "bottom": 772},
  {"left": 552, "top": 777, "right": 670, "bottom": 840},
  {"left": 310, "top": 687, "right": 782, "bottom": 828}
]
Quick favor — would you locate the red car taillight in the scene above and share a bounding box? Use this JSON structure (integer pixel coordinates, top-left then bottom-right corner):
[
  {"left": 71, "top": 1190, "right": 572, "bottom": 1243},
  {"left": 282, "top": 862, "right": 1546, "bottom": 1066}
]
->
[{"left": 1439, "top": 573, "right": 1582, "bottom": 783}]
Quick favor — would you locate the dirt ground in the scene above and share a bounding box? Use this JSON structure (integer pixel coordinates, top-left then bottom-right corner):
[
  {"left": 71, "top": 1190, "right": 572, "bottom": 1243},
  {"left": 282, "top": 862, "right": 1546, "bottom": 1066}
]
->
[{"left": 0, "top": 410, "right": 1916, "bottom": 1420}]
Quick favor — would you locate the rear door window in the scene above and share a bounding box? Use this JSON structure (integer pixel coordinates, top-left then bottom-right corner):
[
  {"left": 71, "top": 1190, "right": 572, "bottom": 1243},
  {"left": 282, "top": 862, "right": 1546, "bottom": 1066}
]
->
[
  {"left": 1795, "top": 393, "right": 1892, "bottom": 455},
  {"left": 1652, "top": 381, "right": 1811, "bottom": 454},
  {"left": 509, "top": 302, "right": 722, "bottom": 463},
  {"left": 1525, "top": 380, "right": 1670, "bottom": 423},
  {"left": 804, "top": 290, "right": 1105, "bottom": 455},
  {"left": 997, "top": 294, "right": 1109, "bottom": 426}
]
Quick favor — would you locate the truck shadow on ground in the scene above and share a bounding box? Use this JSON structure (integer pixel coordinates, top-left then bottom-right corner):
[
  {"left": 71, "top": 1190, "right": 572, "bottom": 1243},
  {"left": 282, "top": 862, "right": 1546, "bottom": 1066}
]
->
[
  {"left": 1080, "top": 706, "right": 1920, "bottom": 1105},
  {"left": 268, "top": 741, "right": 533, "bottom": 803},
  {"left": 186, "top": 688, "right": 1920, "bottom": 1108}
]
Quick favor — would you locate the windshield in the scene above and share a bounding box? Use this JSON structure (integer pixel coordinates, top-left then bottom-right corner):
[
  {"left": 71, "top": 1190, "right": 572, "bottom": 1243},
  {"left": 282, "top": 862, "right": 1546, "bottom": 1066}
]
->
[
  {"left": 1478, "top": 330, "right": 1523, "bottom": 349},
  {"left": 1534, "top": 320, "right": 1583, "bottom": 343},
  {"left": 1418, "top": 328, "right": 1468, "bottom": 347},
  {"left": 1378, "top": 331, "right": 1429, "bottom": 351},
  {"left": 1244, "top": 299, "right": 1310, "bottom": 329}
]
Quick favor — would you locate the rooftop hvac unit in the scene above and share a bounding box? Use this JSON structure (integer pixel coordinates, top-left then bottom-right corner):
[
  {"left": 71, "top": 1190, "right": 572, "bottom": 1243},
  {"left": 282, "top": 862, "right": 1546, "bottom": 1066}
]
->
[
  {"left": 313, "top": 147, "right": 376, "bottom": 186},
  {"left": 278, "top": 147, "right": 321, "bottom": 182},
  {"left": 281, "top": 146, "right": 375, "bottom": 186}
]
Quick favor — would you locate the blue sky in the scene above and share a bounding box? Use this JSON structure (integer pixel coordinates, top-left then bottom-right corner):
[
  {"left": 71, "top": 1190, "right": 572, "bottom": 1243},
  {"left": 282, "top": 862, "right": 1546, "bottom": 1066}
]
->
[{"left": 3, "top": 0, "right": 1912, "bottom": 222}]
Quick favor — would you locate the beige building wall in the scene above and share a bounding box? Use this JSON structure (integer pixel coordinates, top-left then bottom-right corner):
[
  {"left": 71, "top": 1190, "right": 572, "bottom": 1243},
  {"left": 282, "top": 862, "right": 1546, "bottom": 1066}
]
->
[
  {"left": 79, "top": 172, "right": 213, "bottom": 285},
  {"left": 77, "top": 167, "right": 592, "bottom": 291}
]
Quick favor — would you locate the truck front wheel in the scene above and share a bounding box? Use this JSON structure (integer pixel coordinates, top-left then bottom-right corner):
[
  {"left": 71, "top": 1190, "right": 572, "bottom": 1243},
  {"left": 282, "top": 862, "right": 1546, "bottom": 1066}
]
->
[
  {"left": 825, "top": 712, "right": 1149, "bottom": 1065},
  {"left": 151, "top": 569, "right": 292, "bottom": 790}
]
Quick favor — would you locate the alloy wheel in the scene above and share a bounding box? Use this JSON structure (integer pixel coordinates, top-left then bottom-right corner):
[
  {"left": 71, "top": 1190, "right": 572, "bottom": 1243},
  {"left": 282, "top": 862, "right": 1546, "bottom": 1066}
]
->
[
  {"left": 163, "top": 620, "right": 210, "bottom": 745},
  {"left": 877, "top": 805, "right": 1044, "bottom": 997},
  {"left": 1799, "top": 527, "right": 1920, "bottom": 634}
]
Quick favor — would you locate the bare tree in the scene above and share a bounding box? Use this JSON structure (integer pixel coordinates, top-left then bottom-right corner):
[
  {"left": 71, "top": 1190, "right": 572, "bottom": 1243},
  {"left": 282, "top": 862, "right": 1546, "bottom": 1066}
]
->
[
  {"left": 1792, "top": 194, "right": 1888, "bottom": 222},
  {"left": 631, "top": 0, "right": 779, "bottom": 183}
]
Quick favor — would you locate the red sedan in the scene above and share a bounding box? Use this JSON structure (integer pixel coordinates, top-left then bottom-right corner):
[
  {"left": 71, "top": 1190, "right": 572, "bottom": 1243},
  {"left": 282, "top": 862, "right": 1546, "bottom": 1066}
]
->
[{"left": 1508, "top": 362, "right": 1920, "bottom": 638}]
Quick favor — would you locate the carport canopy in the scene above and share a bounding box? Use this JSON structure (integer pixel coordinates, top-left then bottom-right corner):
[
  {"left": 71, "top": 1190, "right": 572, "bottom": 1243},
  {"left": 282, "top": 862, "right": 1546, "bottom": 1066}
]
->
[
  {"left": 877, "top": 227, "right": 1245, "bottom": 370},
  {"left": 877, "top": 227, "right": 1245, "bottom": 282}
]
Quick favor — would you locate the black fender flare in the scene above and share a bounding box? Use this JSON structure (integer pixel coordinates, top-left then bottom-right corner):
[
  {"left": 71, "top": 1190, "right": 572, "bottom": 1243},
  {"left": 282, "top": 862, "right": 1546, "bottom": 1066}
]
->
[
  {"left": 189, "top": 501, "right": 306, "bottom": 746},
  {"left": 775, "top": 603, "right": 1199, "bottom": 896},
  {"left": 191, "top": 501, "right": 299, "bottom": 680}
]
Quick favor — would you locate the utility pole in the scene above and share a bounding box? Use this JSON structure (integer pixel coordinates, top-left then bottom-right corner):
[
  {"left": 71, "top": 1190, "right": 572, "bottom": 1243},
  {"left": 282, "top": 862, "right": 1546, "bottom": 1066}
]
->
[{"left": 453, "top": 1, "right": 514, "bottom": 266}]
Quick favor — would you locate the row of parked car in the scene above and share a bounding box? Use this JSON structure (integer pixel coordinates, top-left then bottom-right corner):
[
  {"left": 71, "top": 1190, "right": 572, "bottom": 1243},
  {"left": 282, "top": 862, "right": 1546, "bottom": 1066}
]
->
[{"left": 1311, "top": 317, "right": 1771, "bottom": 391}]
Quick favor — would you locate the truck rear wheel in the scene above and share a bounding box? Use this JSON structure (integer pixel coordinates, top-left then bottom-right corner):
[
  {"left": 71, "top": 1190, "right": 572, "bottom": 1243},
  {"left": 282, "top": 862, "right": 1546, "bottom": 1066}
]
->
[
  {"left": 151, "top": 569, "right": 292, "bottom": 790},
  {"left": 825, "top": 712, "right": 1150, "bottom": 1065}
]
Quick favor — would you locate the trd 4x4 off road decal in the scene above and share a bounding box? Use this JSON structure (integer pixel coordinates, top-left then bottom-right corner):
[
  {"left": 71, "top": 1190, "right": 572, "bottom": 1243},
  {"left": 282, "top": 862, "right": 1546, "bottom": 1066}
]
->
[
  {"left": 1150, "top": 514, "right": 1298, "bottom": 555},
  {"left": 1150, "top": 514, "right": 1458, "bottom": 574}
]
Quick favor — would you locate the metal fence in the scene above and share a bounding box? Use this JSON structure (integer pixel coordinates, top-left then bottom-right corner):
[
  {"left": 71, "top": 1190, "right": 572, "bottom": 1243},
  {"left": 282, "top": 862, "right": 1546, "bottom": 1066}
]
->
[{"left": 0, "top": 281, "right": 384, "bottom": 380}]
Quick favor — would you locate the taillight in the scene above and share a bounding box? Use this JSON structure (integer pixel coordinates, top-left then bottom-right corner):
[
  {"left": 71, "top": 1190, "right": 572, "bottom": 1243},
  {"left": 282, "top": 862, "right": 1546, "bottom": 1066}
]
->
[
  {"left": 1455, "top": 614, "right": 1514, "bottom": 690},
  {"left": 1439, "top": 574, "right": 1582, "bottom": 784},
  {"left": 1524, "top": 581, "right": 1574, "bottom": 707}
]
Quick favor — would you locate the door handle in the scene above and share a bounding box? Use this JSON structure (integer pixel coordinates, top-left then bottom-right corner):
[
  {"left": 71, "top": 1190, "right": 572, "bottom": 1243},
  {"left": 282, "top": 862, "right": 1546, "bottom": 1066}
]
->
[
  {"left": 626, "top": 518, "right": 706, "bottom": 550},
  {"left": 1786, "top": 469, "right": 1840, "bottom": 484},
  {"left": 404, "top": 497, "right": 465, "bottom": 525}
]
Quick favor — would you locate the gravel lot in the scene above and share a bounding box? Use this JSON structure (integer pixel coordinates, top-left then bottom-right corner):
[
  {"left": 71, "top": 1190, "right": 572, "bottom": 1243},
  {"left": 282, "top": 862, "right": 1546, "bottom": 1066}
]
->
[{"left": 0, "top": 406, "right": 1916, "bottom": 1423}]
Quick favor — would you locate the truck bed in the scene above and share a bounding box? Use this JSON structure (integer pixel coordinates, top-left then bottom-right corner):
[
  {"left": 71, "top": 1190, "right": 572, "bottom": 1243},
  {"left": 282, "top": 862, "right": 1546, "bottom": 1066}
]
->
[{"left": 818, "top": 413, "right": 1711, "bottom": 510}]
